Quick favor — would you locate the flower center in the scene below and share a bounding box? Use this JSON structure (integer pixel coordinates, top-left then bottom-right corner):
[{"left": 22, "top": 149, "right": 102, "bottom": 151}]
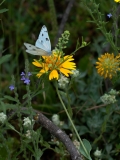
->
[
  {"left": 103, "top": 58, "right": 118, "bottom": 72},
  {"left": 45, "top": 56, "right": 61, "bottom": 70}
]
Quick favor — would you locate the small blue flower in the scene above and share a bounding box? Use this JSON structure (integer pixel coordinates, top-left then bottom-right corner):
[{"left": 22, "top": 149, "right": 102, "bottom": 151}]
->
[
  {"left": 28, "top": 72, "right": 32, "bottom": 76},
  {"left": 20, "top": 71, "right": 31, "bottom": 85},
  {"left": 24, "top": 78, "right": 30, "bottom": 85},
  {"left": 21, "top": 76, "right": 26, "bottom": 81},
  {"left": 21, "top": 72, "right": 25, "bottom": 76},
  {"left": 107, "top": 13, "right": 112, "bottom": 18},
  {"left": 9, "top": 85, "right": 14, "bottom": 91}
]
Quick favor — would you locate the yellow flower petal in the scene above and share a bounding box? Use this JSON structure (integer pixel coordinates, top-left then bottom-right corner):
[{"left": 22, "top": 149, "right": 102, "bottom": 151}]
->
[
  {"left": 62, "top": 61, "right": 76, "bottom": 70},
  {"left": 96, "top": 53, "right": 120, "bottom": 79},
  {"left": 60, "top": 68, "right": 72, "bottom": 77},
  {"left": 32, "top": 59, "right": 43, "bottom": 67},
  {"left": 32, "top": 52, "right": 76, "bottom": 80},
  {"left": 64, "top": 55, "right": 74, "bottom": 60},
  {"left": 49, "top": 70, "right": 59, "bottom": 80},
  {"left": 36, "top": 69, "right": 47, "bottom": 78},
  {"left": 114, "top": 0, "right": 120, "bottom": 3}
]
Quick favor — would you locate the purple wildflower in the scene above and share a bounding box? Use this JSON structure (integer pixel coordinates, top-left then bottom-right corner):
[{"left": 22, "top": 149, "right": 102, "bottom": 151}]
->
[
  {"left": 21, "top": 72, "right": 25, "bottom": 76},
  {"left": 9, "top": 85, "right": 15, "bottom": 91},
  {"left": 24, "top": 78, "right": 30, "bottom": 85},
  {"left": 20, "top": 71, "right": 31, "bottom": 85},
  {"left": 107, "top": 13, "right": 112, "bottom": 18},
  {"left": 21, "top": 76, "right": 26, "bottom": 81},
  {"left": 28, "top": 72, "right": 32, "bottom": 76}
]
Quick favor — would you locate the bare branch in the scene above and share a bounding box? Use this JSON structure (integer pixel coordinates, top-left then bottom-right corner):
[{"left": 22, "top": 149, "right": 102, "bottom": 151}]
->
[
  {"left": 8, "top": 108, "right": 83, "bottom": 160},
  {"left": 54, "top": 0, "right": 76, "bottom": 46}
]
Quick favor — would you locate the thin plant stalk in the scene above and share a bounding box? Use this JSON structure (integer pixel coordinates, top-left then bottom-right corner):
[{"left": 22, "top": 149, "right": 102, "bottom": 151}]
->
[{"left": 55, "top": 82, "right": 89, "bottom": 158}]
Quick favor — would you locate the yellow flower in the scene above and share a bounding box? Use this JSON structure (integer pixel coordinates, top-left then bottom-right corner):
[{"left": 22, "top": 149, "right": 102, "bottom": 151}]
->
[
  {"left": 96, "top": 53, "right": 120, "bottom": 79},
  {"left": 114, "top": 0, "right": 120, "bottom": 2},
  {"left": 32, "top": 52, "right": 76, "bottom": 80}
]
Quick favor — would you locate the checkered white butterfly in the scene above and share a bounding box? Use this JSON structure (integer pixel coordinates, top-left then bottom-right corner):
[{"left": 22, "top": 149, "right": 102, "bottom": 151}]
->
[{"left": 24, "top": 25, "right": 51, "bottom": 56}]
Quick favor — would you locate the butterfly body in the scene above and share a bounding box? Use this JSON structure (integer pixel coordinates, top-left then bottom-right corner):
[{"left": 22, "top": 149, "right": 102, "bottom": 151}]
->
[{"left": 24, "top": 25, "right": 51, "bottom": 56}]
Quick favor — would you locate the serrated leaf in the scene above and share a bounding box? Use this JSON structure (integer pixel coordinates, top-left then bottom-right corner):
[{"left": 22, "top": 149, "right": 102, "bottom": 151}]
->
[
  {"left": 7, "top": 123, "right": 20, "bottom": 135},
  {"left": 22, "top": 93, "right": 29, "bottom": 99},
  {"left": 55, "top": 146, "right": 61, "bottom": 154},
  {"left": 26, "top": 145, "right": 34, "bottom": 154},
  {"left": 4, "top": 103, "right": 17, "bottom": 110},
  {"left": 27, "top": 145, "right": 43, "bottom": 159},
  {"left": 0, "top": 102, "right": 17, "bottom": 112},
  {"left": 23, "top": 89, "right": 46, "bottom": 99},
  {"left": 4, "top": 95, "right": 18, "bottom": 102},
  {"left": 42, "top": 141, "right": 50, "bottom": 148},
  {"left": 0, "top": 8, "right": 8, "bottom": 13},
  {"left": 0, "top": 54, "right": 11, "bottom": 65},
  {"left": 79, "top": 139, "right": 92, "bottom": 160},
  {"left": 31, "top": 89, "right": 46, "bottom": 98},
  {"left": 0, "top": 101, "right": 6, "bottom": 112},
  {"left": 21, "top": 110, "right": 36, "bottom": 116}
]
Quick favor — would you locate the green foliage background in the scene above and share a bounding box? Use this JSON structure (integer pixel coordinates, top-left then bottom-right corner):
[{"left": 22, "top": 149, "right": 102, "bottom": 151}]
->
[{"left": 0, "top": 0, "right": 120, "bottom": 159}]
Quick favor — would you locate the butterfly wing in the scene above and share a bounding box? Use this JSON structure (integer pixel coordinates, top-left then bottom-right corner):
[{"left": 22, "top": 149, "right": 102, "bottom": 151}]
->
[
  {"left": 35, "top": 25, "right": 51, "bottom": 54},
  {"left": 24, "top": 43, "right": 48, "bottom": 56}
]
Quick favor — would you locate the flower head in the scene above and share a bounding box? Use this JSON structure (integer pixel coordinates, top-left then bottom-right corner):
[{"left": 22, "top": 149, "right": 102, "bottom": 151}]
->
[
  {"left": 73, "top": 139, "right": 80, "bottom": 149},
  {"left": 100, "top": 94, "right": 117, "bottom": 104},
  {"left": 100, "top": 89, "right": 119, "bottom": 104},
  {"left": 25, "top": 130, "right": 36, "bottom": 139},
  {"left": 114, "top": 0, "right": 120, "bottom": 3},
  {"left": 21, "top": 72, "right": 25, "bottom": 76},
  {"left": 58, "top": 74, "right": 69, "bottom": 89},
  {"left": 0, "top": 112, "right": 7, "bottom": 124},
  {"left": 25, "top": 130, "right": 32, "bottom": 139},
  {"left": 107, "top": 13, "right": 112, "bottom": 18},
  {"left": 109, "top": 89, "right": 119, "bottom": 95},
  {"left": 96, "top": 53, "right": 120, "bottom": 79},
  {"left": 23, "top": 117, "right": 34, "bottom": 128},
  {"left": 21, "top": 76, "right": 26, "bottom": 81},
  {"left": 28, "top": 72, "right": 32, "bottom": 76},
  {"left": 20, "top": 71, "right": 31, "bottom": 85},
  {"left": 24, "top": 78, "right": 30, "bottom": 85},
  {"left": 9, "top": 85, "right": 15, "bottom": 91},
  {"left": 52, "top": 114, "right": 60, "bottom": 126},
  {"left": 71, "top": 69, "right": 80, "bottom": 78},
  {"left": 32, "top": 51, "right": 76, "bottom": 80},
  {"left": 94, "top": 148, "right": 102, "bottom": 158}
]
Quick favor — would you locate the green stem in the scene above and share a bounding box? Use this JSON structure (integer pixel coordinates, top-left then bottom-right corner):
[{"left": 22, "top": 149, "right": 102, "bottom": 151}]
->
[
  {"left": 84, "top": 1, "right": 119, "bottom": 55},
  {"left": 66, "top": 89, "right": 73, "bottom": 118},
  {"left": 55, "top": 82, "right": 89, "bottom": 157}
]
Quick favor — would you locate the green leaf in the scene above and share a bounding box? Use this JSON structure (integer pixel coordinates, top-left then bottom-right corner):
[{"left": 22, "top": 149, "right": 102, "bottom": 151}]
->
[
  {"left": 22, "top": 93, "right": 29, "bottom": 99},
  {"left": 42, "top": 141, "right": 50, "bottom": 148},
  {"left": 0, "top": 101, "right": 6, "bottom": 113},
  {"left": 0, "top": 102, "right": 17, "bottom": 112},
  {"left": 55, "top": 146, "right": 61, "bottom": 154},
  {"left": 0, "top": 54, "right": 11, "bottom": 65},
  {"left": 31, "top": 88, "right": 48, "bottom": 98},
  {"left": 0, "top": 0, "right": 5, "bottom": 5},
  {"left": 4, "top": 95, "right": 18, "bottom": 102},
  {"left": 79, "top": 139, "right": 92, "bottom": 160},
  {"left": 7, "top": 123, "right": 21, "bottom": 135},
  {"left": 0, "top": 8, "right": 8, "bottom": 13}
]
